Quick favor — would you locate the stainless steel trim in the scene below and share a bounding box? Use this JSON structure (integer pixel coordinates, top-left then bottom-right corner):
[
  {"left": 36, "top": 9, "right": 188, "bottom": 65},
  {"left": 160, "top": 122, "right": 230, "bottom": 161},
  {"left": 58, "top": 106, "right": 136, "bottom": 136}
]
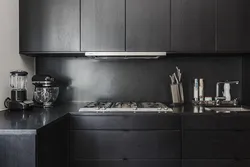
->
[
  {"left": 79, "top": 108, "right": 173, "bottom": 113},
  {"left": 85, "top": 52, "right": 167, "bottom": 57},
  {"left": 90, "top": 56, "right": 161, "bottom": 60}
]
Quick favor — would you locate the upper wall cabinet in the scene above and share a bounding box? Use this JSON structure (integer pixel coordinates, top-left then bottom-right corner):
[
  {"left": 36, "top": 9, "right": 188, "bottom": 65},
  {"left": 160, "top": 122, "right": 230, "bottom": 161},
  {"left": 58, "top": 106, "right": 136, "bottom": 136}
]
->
[
  {"left": 20, "top": 0, "right": 80, "bottom": 52},
  {"left": 171, "top": 0, "right": 216, "bottom": 53},
  {"left": 81, "top": 0, "right": 125, "bottom": 51},
  {"left": 19, "top": 0, "right": 250, "bottom": 54},
  {"left": 217, "top": 0, "right": 250, "bottom": 53},
  {"left": 126, "top": 0, "right": 171, "bottom": 51}
]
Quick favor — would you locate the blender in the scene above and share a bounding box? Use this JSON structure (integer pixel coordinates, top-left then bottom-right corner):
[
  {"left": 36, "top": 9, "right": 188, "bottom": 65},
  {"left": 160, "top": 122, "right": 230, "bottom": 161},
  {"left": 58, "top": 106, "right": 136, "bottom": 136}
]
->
[{"left": 4, "top": 70, "right": 33, "bottom": 110}]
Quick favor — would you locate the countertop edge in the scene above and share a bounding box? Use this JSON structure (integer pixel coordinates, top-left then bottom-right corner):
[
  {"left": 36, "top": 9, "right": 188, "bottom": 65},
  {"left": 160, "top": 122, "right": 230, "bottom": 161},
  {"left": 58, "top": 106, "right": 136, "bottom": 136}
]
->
[{"left": 0, "top": 129, "right": 36, "bottom": 135}]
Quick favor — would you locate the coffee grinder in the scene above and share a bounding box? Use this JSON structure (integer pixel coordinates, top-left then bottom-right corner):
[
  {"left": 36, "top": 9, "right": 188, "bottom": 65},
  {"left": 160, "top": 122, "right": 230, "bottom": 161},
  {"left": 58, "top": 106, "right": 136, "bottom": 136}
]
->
[{"left": 4, "top": 71, "right": 33, "bottom": 110}]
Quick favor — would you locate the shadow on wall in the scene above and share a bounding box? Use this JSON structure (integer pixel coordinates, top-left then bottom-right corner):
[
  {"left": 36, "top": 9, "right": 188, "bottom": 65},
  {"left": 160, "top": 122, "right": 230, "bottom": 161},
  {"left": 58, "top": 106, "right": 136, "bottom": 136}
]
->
[{"left": 36, "top": 55, "right": 242, "bottom": 103}]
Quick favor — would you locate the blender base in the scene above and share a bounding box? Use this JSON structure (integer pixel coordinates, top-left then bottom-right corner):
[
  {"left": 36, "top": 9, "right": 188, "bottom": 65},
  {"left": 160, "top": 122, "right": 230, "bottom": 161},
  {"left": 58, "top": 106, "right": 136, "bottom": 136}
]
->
[{"left": 7, "top": 100, "right": 33, "bottom": 111}]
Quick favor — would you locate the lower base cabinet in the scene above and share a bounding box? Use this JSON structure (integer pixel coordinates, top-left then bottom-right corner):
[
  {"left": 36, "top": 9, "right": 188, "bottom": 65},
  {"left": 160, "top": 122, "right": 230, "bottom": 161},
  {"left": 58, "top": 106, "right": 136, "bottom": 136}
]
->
[
  {"left": 72, "top": 160, "right": 181, "bottom": 167},
  {"left": 70, "top": 130, "right": 180, "bottom": 159},
  {"left": 183, "top": 160, "right": 250, "bottom": 167},
  {"left": 0, "top": 135, "right": 36, "bottom": 167}
]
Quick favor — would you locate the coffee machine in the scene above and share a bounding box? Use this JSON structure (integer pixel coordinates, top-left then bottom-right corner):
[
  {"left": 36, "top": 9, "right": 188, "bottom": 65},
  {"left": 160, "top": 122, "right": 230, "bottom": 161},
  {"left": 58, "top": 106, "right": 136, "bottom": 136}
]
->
[{"left": 4, "top": 71, "right": 33, "bottom": 110}]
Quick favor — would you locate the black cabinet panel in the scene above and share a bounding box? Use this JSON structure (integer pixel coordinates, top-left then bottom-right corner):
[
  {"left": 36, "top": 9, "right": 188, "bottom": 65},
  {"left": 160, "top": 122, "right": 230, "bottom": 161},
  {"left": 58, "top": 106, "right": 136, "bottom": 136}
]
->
[
  {"left": 37, "top": 116, "right": 69, "bottom": 167},
  {"left": 70, "top": 115, "right": 180, "bottom": 130},
  {"left": 72, "top": 160, "right": 125, "bottom": 167},
  {"left": 171, "top": 0, "right": 215, "bottom": 52},
  {"left": 217, "top": 0, "right": 250, "bottom": 52},
  {"left": 183, "top": 114, "right": 250, "bottom": 130},
  {"left": 72, "top": 160, "right": 181, "bottom": 167},
  {"left": 0, "top": 135, "right": 36, "bottom": 167},
  {"left": 183, "top": 131, "right": 235, "bottom": 159},
  {"left": 20, "top": 0, "right": 80, "bottom": 52},
  {"left": 70, "top": 130, "right": 180, "bottom": 159},
  {"left": 125, "top": 160, "right": 180, "bottom": 167},
  {"left": 183, "top": 159, "right": 250, "bottom": 167},
  {"left": 81, "top": 0, "right": 125, "bottom": 51},
  {"left": 235, "top": 131, "right": 250, "bottom": 159},
  {"left": 126, "top": 0, "right": 171, "bottom": 51}
]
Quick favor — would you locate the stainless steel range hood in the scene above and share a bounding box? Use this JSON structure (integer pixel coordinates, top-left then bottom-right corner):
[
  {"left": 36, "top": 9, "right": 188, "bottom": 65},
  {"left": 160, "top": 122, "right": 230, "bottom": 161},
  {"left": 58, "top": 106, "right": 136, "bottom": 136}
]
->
[{"left": 85, "top": 52, "right": 167, "bottom": 59}]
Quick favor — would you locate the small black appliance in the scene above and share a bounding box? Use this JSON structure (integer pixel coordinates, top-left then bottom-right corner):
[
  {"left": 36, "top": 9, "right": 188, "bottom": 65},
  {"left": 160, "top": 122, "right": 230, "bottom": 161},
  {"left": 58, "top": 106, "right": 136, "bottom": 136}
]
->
[{"left": 4, "top": 71, "right": 33, "bottom": 111}]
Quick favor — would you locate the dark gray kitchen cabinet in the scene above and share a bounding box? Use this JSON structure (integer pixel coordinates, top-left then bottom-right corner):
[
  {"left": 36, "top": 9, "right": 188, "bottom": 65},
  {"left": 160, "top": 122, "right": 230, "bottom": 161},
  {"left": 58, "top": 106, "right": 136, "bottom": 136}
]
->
[
  {"left": 0, "top": 115, "right": 68, "bottom": 167},
  {"left": 20, "top": 0, "right": 80, "bottom": 52},
  {"left": 183, "top": 160, "right": 250, "bottom": 167},
  {"left": 37, "top": 116, "right": 69, "bottom": 167},
  {"left": 183, "top": 131, "right": 235, "bottom": 159},
  {"left": 70, "top": 115, "right": 181, "bottom": 130},
  {"left": 217, "top": 0, "right": 250, "bottom": 52},
  {"left": 81, "top": 0, "right": 125, "bottom": 51},
  {"left": 183, "top": 114, "right": 250, "bottom": 130},
  {"left": 70, "top": 115, "right": 181, "bottom": 167},
  {"left": 70, "top": 130, "right": 180, "bottom": 159},
  {"left": 72, "top": 160, "right": 181, "bottom": 167},
  {"left": 126, "top": 0, "right": 171, "bottom": 51},
  {"left": 171, "top": 0, "right": 216, "bottom": 52},
  {"left": 0, "top": 134, "right": 36, "bottom": 167}
]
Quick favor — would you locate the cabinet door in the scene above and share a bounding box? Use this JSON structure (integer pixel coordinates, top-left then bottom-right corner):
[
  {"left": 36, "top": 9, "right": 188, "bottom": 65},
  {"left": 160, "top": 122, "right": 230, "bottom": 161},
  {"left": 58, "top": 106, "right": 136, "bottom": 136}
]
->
[
  {"left": 183, "top": 160, "right": 250, "bottom": 167},
  {"left": 0, "top": 135, "right": 36, "bottom": 167},
  {"left": 126, "top": 0, "right": 171, "bottom": 51},
  {"left": 171, "top": 0, "right": 216, "bottom": 52},
  {"left": 20, "top": 0, "right": 80, "bottom": 52},
  {"left": 183, "top": 131, "right": 235, "bottom": 159},
  {"left": 70, "top": 130, "right": 180, "bottom": 159},
  {"left": 70, "top": 115, "right": 180, "bottom": 130},
  {"left": 81, "top": 0, "right": 125, "bottom": 51},
  {"left": 183, "top": 114, "right": 250, "bottom": 130},
  {"left": 235, "top": 131, "right": 250, "bottom": 159},
  {"left": 72, "top": 160, "right": 181, "bottom": 167},
  {"left": 217, "top": 0, "right": 250, "bottom": 52}
]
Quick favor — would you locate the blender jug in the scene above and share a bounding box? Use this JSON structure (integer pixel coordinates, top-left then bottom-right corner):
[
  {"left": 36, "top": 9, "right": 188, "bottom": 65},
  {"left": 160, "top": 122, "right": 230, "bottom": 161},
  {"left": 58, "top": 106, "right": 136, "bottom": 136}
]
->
[{"left": 10, "top": 71, "right": 28, "bottom": 101}]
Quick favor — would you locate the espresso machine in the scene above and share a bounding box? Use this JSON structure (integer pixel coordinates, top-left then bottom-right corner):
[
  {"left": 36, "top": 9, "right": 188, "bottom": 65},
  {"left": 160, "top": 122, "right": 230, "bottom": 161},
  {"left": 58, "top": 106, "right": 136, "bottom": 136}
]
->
[{"left": 4, "top": 71, "right": 33, "bottom": 111}]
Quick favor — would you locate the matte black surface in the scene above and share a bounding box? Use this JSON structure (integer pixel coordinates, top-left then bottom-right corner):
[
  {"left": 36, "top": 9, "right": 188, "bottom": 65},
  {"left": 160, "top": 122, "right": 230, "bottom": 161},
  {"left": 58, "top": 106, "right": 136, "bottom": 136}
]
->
[
  {"left": 183, "top": 160, "right": 250, "bottom": 167},
  {"left": 183, "top": 131, "right": 235, "bottom": 159},
  {"left": 126, "top": 0, "right": 171, "bottom": 51},
  {"left": 242, "top": 56, "right": 250, "bottom": 105},
  {"left": 70, "top": 115, "right": 180, "bottom": 130},
  {"left": 235, "top": 131, "right": 250, "bottom": 159},
  {"left": 72, "top": 160, "right": 181, "bottom": 167},
  {"left": 36, "top": 56, "right": 242, "bottom": 103},
  {"left": 183, "top": 114, "right": 250, "bottom": 130},
  {"left": 81, "top": 0, "right": 125, "bottom": 51},
  {"left": 20, "top": 0, "right": 80, "bottom": 52},
  {"left": 183, "top": 130, "right": 250, "bottom": 159},
  {"left": 217, "top": 0, "right": 250, "bottom": 52},
  {"left": 171, "top": 0, "right": 215, "bottom": 52},
  {"left": 37, "top": 116, "right": 69, "bottom": 167},
  {"left": 70, "top": 130, "right": 181, "bottom": 159},
  {"left": 0, "top": 135, "right": 36, "bottom": 167}
]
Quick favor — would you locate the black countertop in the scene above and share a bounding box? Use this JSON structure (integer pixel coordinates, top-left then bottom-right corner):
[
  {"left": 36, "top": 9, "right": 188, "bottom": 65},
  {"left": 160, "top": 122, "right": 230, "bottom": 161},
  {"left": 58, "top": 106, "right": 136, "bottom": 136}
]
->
[
  {"left": 0, "top": 103, "right": 85, "bottom": 134},
  {"left": 0, "top": 103, "right": 250, "bottom": 134}
]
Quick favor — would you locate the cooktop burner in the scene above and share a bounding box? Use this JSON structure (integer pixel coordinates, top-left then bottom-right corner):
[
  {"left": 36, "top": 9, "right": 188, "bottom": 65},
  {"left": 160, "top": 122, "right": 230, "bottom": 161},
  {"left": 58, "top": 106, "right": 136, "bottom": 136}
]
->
[{"left": 79, "top": 102, "right": 173, "bottom": 113}]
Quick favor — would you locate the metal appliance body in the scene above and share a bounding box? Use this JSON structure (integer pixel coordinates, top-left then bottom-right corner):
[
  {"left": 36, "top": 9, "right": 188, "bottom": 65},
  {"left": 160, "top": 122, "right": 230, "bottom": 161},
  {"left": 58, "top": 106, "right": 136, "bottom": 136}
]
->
[{"left": 79, "top": 102, "right": 173, "bottom": 113}]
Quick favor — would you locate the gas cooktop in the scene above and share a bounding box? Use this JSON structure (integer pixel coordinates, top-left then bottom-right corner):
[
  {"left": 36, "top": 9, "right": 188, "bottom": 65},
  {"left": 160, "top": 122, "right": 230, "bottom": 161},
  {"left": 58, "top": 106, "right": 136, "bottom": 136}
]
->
[{"left": 79, "top": 102, "right": 173, "bottom": 113}]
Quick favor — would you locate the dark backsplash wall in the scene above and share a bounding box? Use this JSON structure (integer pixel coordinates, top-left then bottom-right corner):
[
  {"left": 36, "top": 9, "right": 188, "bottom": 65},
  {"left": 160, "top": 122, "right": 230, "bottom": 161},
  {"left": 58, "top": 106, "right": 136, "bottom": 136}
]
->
[
  {"left": 242, "top": 56, "right": 250, "bottom": 105},
  {"left": 36, "top": 55, "right": 242, "bottom": 103}
]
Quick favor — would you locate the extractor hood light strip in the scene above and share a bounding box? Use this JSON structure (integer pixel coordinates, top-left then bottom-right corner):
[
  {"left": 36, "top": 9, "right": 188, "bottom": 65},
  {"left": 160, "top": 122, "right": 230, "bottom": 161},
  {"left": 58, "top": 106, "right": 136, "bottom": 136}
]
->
[{"left": 85, "top": 52, "right": 167, "bottom": 57}]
